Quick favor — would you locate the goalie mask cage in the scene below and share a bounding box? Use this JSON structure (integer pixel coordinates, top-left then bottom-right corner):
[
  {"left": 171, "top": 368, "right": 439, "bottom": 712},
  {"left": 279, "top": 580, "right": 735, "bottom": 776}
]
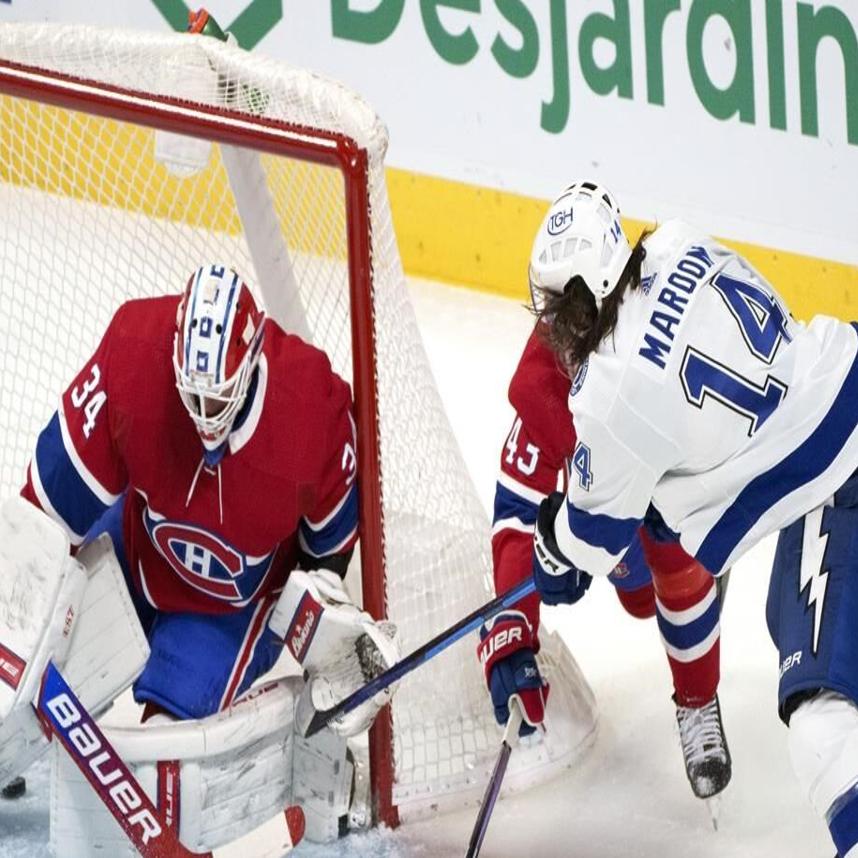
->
[{"left": 0, "top": 23, "right": 596, "bottom": 829}]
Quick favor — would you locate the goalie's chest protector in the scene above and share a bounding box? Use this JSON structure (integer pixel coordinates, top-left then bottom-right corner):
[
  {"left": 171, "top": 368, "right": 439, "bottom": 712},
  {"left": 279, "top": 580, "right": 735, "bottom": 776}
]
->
[{"left": 105, "top": 299, "right": 345, "bottom": 614}]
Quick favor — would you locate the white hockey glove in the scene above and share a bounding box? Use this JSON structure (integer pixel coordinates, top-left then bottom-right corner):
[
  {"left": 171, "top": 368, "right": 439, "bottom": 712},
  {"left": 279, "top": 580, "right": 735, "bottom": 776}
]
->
[
  {"left": 269, "top": 569, "right": 401, "bottom": 738},
  {"left": 0, "top": 497, "right": 87, "bottom": 723}
]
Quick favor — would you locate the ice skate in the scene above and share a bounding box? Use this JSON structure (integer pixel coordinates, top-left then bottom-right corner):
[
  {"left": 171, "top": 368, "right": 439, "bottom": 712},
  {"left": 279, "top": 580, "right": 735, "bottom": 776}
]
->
[{"left": 675, "top": 694, "right": 732, "bottom": 802}]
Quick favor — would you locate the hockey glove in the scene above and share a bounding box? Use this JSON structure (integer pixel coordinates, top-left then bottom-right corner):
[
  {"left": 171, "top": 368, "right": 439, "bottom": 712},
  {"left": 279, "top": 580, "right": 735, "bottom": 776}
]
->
[
  {"left": 478, "top": 610, "right": 549, "bottom": 737},
  {"left": 270, "top": 569, "right": 401, "bottom": 738},
  {"left": 533, "top": 491, "right": 592, "bottom": 606}
]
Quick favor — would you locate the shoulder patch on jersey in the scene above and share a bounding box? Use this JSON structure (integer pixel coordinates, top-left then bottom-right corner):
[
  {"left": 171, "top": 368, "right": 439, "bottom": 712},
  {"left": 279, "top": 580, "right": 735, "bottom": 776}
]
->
[
  {"left": 611, "top": 561, "right": 630, "bottom": 579},
  {"left": 571, "top": 358, "right": 589, "bottom": 396}
]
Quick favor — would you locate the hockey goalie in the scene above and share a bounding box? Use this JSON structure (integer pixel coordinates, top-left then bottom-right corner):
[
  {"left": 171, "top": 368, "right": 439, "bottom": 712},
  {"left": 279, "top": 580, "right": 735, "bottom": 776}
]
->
[{"left": 0, "top": 261, "right": 400, "bottom": 855}]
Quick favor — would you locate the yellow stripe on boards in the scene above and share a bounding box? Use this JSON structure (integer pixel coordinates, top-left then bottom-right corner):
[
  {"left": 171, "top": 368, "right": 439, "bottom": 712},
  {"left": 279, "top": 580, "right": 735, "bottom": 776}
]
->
[
  {"left": 4, "top": 98, "right": 854, "bottom": 323},
  {"left": 388, "top": 168, "right": 858, "bottom": 324},
  {"left": 0, "top": 99, "right": 346, "bottom": 260}
]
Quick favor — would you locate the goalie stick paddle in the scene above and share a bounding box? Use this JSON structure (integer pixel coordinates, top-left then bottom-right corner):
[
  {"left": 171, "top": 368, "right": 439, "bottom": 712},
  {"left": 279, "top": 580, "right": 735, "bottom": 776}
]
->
[
  {"left": 303, "top": 577, "right": 536, "bottom": 738},
  {"left": 464, "top": 702, "right": 524, "bottom": 858},
  {"left": 37, "top": 661, "right": 207, "bottom": 858},
  {"left": 36, "top": 661, "right": 305, "bottom": 858}
]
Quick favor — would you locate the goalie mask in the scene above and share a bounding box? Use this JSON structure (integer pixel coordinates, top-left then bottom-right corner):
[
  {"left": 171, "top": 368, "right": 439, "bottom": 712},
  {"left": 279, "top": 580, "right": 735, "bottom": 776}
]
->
[
  {"left": 173, "top": 265, "right": 265, "bottom": 451},
  {"left": 529, "top": 180, "right": 631, "bottom": 309}
]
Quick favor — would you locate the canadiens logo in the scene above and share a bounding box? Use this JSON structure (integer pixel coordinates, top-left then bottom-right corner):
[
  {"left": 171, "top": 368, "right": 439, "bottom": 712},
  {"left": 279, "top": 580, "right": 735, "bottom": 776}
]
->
[{"left": 150, "top": 521, "right": 246, "bottom": 601}]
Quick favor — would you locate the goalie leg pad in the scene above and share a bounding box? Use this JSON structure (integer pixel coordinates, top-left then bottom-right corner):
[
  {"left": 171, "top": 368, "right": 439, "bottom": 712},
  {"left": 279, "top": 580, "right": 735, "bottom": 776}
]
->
[
  {"left": 292, "top": 729, "right": 353, "bottom": 844},
  {"left": 0, "top": 705, "right": 49, "bottom": 786},
  {"left": 51, "top": 677, "right": 302, "bottom": 856}
]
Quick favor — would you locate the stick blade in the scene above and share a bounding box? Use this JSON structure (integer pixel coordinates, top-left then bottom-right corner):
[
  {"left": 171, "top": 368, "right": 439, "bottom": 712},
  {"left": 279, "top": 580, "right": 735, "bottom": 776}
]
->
[{"left": 302, "top": 707, "right": 331, "bottom": 739}]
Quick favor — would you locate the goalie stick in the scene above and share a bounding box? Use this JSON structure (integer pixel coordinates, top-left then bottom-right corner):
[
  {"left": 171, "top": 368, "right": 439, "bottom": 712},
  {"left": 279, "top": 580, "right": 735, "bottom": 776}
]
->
[
  {"left": 303, "top": 577, "right": 536, "bottom": 738},
  {"left": 464, "top": 701, "right": 524, "bottom": 858},
  {"left": 35, "top": 661, "right": 305, "bottom": 858}
]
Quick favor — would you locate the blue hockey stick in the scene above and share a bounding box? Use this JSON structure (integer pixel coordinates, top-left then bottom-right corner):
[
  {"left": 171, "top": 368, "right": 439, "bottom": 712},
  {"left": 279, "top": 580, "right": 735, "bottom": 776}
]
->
[
  {"left": 465, "top": 702, "right": 523, "bottom": 858},
  {"left": 302, "top": 577, "right": 536, "bottom": 738}
]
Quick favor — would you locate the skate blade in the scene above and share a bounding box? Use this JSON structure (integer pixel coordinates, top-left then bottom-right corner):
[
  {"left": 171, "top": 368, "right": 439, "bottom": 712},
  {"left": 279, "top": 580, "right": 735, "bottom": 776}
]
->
[{"left": 706, "top": 794, "right": 722, "bottom": 831}]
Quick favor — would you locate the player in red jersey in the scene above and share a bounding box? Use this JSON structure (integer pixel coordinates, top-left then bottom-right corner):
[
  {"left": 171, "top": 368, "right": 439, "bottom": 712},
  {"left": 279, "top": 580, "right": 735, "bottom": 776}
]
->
[
  {"left": 0, "top": 265, "right": 399, "bottom": 840},
  {"left": 3, "top": 264, "right": 398, "bottom": 845},
  {"left": 478, "top": 324, "right": 730, "bottom": 803}
]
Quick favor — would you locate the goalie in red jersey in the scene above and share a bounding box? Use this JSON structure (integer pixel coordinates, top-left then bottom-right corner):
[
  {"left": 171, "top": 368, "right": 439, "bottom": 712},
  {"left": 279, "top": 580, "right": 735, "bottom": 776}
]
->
[
  {"left": 0, "top": 264, "right": 399, "bottom": 849},
  {"left": 478, "top": 322, "right": 730, "bottom": 805}
]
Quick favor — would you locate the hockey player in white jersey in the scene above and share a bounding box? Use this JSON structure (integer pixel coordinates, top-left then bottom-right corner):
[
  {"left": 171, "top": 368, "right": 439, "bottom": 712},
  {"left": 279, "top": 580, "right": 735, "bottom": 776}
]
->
[{"left": 528, "top": 180, "right": 858, "bottom": 857}]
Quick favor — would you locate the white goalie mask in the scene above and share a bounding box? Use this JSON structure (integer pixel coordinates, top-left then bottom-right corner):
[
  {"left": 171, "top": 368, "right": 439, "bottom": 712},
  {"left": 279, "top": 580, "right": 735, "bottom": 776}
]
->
[
  {"left": 173, "top": 265, "right": 265, "bottom": 451},
  {"left": 529, "top": 180, "right": 631, "bottom": 309}
]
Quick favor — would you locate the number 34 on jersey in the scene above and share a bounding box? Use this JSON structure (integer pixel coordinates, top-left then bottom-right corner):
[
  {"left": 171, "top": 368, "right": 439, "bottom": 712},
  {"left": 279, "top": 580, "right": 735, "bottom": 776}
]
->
[{"left": 70, "top": 363, "right": 107, "bottom": 439}]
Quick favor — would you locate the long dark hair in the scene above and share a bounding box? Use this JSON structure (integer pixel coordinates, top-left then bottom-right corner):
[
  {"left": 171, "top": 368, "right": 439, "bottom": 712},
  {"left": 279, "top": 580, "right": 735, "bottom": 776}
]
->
[{"left": 533, "top": 229, "right": 651, "bottom": 371}]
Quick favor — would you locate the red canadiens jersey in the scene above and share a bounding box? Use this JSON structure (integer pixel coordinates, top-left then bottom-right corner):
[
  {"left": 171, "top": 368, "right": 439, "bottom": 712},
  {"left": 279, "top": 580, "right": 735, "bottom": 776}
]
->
[
  {"left": 22, "top": 296, "right": 358, "bottom": 614},
  {"left": 493, "top": 326, "right": 576, "bottom": 637}
]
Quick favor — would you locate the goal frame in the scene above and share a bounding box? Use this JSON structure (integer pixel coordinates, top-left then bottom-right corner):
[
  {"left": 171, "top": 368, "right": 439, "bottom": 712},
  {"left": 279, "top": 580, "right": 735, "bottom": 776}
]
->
[{"left": 0, "top": 57, "right": 399, "bottom": 828}]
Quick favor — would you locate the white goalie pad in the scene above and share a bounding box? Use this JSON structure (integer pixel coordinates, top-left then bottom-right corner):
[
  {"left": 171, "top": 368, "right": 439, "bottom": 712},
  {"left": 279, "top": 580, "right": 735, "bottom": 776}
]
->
[
  {"left": 63, "top": 535, "right": 151, "bottom": 715},
  {"left": 292, "top": 728, "right": 353, "bottom": 843},
  {"left": 270, "top": 569, "right": 401, "bottom": 738},
  {"left": 0, "top": 522, "right": 149, "bottom": 784},
  {"left": 52, "top": 677, "right": 303, "bottom": 856}
]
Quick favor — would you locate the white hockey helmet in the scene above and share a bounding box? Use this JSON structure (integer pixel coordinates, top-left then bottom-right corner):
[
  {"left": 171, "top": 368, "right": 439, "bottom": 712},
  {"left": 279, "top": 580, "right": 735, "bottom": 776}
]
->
[
  {"left": 529, "top": 180, "right": 631, "bottom": 308},
  {"left": 173, "top": 265, "right": 265, "bottom": 451}
]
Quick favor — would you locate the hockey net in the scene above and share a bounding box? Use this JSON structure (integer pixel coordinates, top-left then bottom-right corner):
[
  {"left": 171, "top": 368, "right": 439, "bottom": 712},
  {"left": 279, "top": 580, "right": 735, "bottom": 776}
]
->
[{"left": 0, "top": 23, "right": 596, "bottom": 826}]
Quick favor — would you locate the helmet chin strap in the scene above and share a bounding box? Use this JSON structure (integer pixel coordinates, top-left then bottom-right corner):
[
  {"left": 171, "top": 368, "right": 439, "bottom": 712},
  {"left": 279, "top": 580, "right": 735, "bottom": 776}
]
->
[
  {"left": 182, "top": 363, "right": 260, "bottom": 525},
  {"left": 185, "top": 452, "right": 225, "bottom": 525}
]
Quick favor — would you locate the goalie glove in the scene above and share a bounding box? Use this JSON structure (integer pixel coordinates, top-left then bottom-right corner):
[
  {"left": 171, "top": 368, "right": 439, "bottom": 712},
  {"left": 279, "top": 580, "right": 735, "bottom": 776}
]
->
[
  {"left": 533, "top": 491, "right": 593, "bottom": 606},
  {"left": 269, "top": 569, "right": 401, "bottom": 738},
  {"left": 478, "top": 610, "right": 548, "bottom": 737}
]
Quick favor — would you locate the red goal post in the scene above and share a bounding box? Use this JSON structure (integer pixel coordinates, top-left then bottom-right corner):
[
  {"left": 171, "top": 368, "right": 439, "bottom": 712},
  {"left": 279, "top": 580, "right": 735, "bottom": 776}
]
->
[{"left": 0, "top": 23, "right": 596, "bottom": 830}]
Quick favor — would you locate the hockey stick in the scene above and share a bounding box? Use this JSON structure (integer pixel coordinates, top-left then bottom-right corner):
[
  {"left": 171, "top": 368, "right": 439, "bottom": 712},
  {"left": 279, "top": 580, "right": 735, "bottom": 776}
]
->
[
  {"left": 464, "top": 701, "right": 524, "bottom": 858},
  {"left": 303, "top": 577, "right": 536, "bottom": 738},
  {"left": 36, "top": 661, "right": 304, "bottom": 858},
  {"left": 37, "top": 660, "right": 209, "bottom": 858}
]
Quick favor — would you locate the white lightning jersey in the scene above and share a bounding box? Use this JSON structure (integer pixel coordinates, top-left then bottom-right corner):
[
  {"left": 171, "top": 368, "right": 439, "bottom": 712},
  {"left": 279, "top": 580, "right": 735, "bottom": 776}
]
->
[{"left": 556, "top": 220, "right": 858, "bottom": 577}]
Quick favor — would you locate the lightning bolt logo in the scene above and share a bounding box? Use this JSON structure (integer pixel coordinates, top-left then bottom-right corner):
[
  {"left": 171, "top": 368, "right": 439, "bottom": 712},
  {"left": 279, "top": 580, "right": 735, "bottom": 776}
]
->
[{"left": 799, "top": 502, "right": 833, "bottom": 657}]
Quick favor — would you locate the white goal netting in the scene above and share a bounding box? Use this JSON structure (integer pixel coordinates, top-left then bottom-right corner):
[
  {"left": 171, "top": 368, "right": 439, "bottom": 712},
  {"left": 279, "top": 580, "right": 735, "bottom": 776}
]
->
[{"left": 0, "top": 22, "right": 596, "bottom": 821}]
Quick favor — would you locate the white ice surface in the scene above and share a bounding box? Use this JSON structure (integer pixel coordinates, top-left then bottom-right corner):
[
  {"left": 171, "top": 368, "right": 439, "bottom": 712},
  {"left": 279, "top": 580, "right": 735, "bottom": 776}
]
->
[{"left": 0, "top": 278, "right": 833, "bottom": 857}]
